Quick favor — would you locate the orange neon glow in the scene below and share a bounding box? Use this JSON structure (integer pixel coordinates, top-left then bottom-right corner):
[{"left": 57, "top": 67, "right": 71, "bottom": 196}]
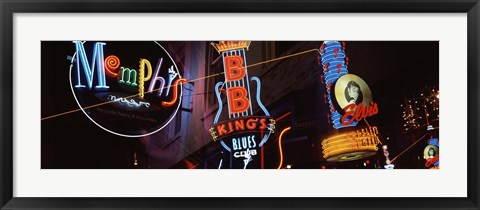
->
[
  {"left": 323, "top": 144, "right": 378, "bottom": 154},
  {"left": 277, "top": 127, "right": 292, "bottom": 169},
  {"left": 322, "top": 135, "right": 381, "bottom": 148},
  {"left": 104, "top": 55, "right": 120, "bottom": 78},
  {"left": 183, "top": 160, "right": 197, "bottom": 169},
  {"left": 321, "top": 127, "right": 381, "bottom": 160},
  {"left": 211, "top": 41, "right": 251, "bottom": 53},
  {"left": 224, "top": 55, "right": 246, "bottom": 82},
  {"left": 162, "top": 78, "right": 188, "bottom": 106},
  {"left": 323, "top": 146, "right": 378, "bottom": 159},
  {"left": 275, "top": 112, "right": 292, "bottom": 122},
  {"left": 322, "top": 126, "right": 379, "bottom": 145},
  {"left": 227, "top": 86, "right": 250, "bottom": 114},
  {"left": 321, "top": 134, "right": 350, "bottom": 144},
  {"left": 322, "top": 138, "right": 381, "bottom": 152}
]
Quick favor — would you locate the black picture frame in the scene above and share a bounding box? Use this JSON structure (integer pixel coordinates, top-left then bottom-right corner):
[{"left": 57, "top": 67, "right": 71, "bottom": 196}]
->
[{"left": 1, "top": 0, "right": 479, "bottom": 209}]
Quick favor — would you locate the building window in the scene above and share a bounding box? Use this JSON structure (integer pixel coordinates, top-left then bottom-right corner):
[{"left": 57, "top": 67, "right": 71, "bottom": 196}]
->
[
  {"left": 175, "top": 109, "right": 182, "bottom": 134},
  {"left": 205, "top": 42, "right": 225, "bottom": 107}
]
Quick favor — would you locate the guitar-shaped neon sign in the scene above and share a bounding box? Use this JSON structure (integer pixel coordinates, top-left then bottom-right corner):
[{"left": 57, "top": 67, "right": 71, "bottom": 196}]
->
[{"left": 209, "top": 41, "right": 275, "bottom": 169}]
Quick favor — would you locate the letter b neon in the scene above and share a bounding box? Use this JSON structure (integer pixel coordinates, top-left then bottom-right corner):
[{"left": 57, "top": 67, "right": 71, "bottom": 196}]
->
[
  {"left": 227, "top": 86, "right": 250, "bottom": 114},
  {"left": 224, "top": 55, "right": 246, "bottom": 82}
]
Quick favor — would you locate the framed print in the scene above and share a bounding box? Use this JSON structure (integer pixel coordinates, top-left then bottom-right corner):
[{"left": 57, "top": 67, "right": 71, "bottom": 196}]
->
[{"left": 1, "top": 0, "right": 479, "bottom": 209}]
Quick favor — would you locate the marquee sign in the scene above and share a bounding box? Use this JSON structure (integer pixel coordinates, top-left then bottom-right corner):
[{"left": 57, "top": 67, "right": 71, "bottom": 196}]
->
[
  {"left": 209, "top": 41, "right": 275, "bottom": 169},
  {"left": 69, "top": 41, "right": 186, "bottom": 137},
  {"left": 322, "top": 126, "right": 381, "bottom": 162}
]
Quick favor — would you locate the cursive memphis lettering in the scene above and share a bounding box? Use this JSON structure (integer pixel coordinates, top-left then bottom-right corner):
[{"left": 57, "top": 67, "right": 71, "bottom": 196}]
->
[{"left": 73, "top": 41, "right": 187, "bottom": 106}]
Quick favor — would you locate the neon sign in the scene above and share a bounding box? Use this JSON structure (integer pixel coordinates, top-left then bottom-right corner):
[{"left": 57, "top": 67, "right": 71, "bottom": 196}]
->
[
  {"left": 424, "top": 138, "right": 439, "bottom": 168},
  {"left": 209, "top": 41, "right": 275, "bottom": 169},
  {"left": 107, "top": 95, "right": 150, "bottom": 108},
  {"left": 320, "top": 41, "right": 381, "bottom": 162},
  {"left": 320, "top": 41, "right": 357, "bottom": 129},
  {"left": 320, "top": 42, "right": 378, "bottom": 127},
  {"left": 73, "top": 41, "right": 109, "bottom": 89},
  {"left": 341, "top": 102, "right": 379, "bottom": 125},
  {"left": 321, "top": 126, "right": 381, "bottom": 162},
  {"left": 334, "top": 74, "right": 379, "bottom": 126},
  {"left": 69, "top": 41, "right": 186, "bottom": 137}
]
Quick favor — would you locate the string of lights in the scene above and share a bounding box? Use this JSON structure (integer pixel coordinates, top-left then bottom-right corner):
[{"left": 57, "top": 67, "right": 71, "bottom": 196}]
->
[
  {"left": 401, "top": 87, "right": 439, "bottom": 131},
  {"left": 42, "top": 48, "right": 321, "bottom": 121}
]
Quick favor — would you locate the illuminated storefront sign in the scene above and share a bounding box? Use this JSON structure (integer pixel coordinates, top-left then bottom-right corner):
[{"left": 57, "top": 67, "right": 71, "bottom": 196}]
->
[
  {"left": 320, "top": 41, "right": 381, "bottom": 162},
  {"left": 334, "top": 74, "right": 379, "bottom": 126},
  {"left": 320, "top": 41, "right": 357, "bottom": 129},
  {"left": 320, "top": 41, "right": 379, "bottom": 127},
  {"left": 69, "top": 41, "right": 186, "bottom": 137},
  {"left": 209, "top": 41, "right": 275, "bottom": 169},
  {"left": 321, "top": 126, "right": 381, "bottom": 162}
]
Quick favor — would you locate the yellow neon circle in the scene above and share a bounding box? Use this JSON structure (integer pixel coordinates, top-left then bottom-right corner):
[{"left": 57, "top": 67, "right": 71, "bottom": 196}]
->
[
  {"left": 334, "top": 74, "right": 373, "bottom": 111},
  {"left": 326, "top": 151, "right": 377, "bottom": 162},
  {"left": 423, "top": 145, "right": 439, "bottom": 159}
]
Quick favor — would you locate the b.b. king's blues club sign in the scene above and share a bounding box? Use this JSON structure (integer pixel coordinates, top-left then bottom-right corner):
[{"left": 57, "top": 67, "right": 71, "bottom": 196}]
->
[{"left": 209, "top": 41, "right": 275, "bottom": 169}]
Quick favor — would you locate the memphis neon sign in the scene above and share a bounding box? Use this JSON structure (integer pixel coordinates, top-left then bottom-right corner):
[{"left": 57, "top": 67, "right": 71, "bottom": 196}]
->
[
  {"left": 70, "top": 41, "right": 186, "bottom": 137},
  {"left": 73, "top": 41, "right": 187, "bottom": 104}
]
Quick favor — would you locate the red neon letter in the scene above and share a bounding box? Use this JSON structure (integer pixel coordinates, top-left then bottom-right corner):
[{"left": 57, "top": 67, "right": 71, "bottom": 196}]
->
[
  {"left": 246, "top": 118, "right": 258, "bottom": 130},
  {"left": 105, "top": 55, "right": 120, "bottom": 78},
  {"left": 259, "top": 118, "right": 267, "bottom": 130},
  {"left": 224, "top": 55, "right": 246, "bottom": 82},
  {"left": 341, "top": 104, "right": 356, "bottom": 126},
  {"left": 217, "top": 124, "right": 228, "bottom": 136},
  {"left": 235, "top": 120, "right": 245, "bottom": 131},
  {"left": 162, "top": 78, "right": 188, "bottom": 106},
  {"left": 227, "top": 86, "right": 250, "bottom": 114}
]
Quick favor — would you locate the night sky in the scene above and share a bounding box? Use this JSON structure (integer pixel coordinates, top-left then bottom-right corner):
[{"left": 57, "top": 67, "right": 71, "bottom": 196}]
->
[{"left": 344, "top": 41, "right": 438, "bottom": 147}]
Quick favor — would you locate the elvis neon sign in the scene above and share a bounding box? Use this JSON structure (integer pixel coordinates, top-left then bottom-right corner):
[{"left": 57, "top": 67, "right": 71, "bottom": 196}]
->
[
  {"left": 320, "top": 41, "right": 379, "bottom": 128},
  {"left": 322, "top": 126, "right": 381, "bottom": 162},
  {"left": 320, "top": 41, "right": 358, "bottom": 129},
  {"left": 320, "top": 41, "right": 381, "bottom": 162}
]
